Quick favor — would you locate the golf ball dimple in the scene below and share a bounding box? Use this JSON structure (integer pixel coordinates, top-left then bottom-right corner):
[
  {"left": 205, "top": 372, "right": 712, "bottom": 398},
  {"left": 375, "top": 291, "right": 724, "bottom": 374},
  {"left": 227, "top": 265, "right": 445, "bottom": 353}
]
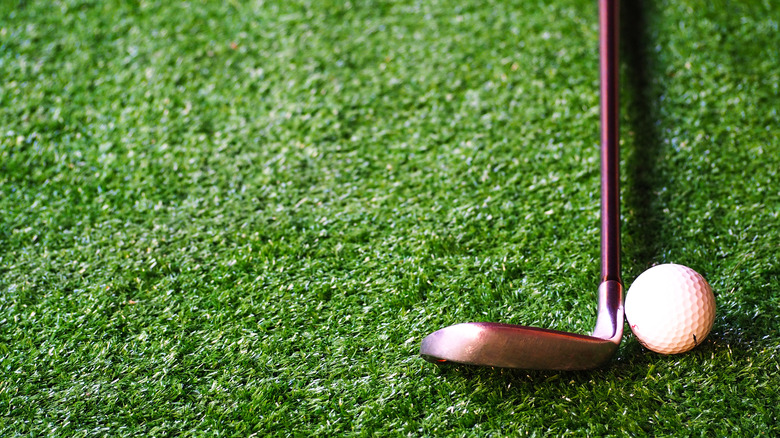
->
[{"left": 624, "top": 264, "right": 715, "bottom": 354}]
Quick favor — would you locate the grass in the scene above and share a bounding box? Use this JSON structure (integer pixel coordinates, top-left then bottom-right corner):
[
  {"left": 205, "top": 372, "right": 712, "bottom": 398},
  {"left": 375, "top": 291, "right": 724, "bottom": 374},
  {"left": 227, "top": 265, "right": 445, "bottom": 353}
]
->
[{"left": 1, "top": 0, "right": 779, "bottom": 436}]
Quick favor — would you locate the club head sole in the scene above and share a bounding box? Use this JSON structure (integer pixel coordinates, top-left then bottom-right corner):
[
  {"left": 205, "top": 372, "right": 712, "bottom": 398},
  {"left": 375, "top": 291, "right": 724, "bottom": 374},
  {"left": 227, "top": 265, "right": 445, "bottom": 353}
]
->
[
  {"left": 420, "top": 281, "right": 623, "bottom": 370},
  {"left": 420, "top": 322, "right": 618, "bottom": 370}
]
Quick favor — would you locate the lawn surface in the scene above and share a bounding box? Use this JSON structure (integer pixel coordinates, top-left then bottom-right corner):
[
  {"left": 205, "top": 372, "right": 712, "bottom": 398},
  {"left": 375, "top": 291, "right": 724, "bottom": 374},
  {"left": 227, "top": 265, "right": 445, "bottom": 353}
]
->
[{"left": 2, "top": 0, "right": 779, "bottom": 436}]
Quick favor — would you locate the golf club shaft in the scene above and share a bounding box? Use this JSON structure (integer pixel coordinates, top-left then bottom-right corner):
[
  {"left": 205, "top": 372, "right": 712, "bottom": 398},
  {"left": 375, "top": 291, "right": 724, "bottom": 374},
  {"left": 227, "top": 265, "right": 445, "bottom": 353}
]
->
[{"left": 600, "top": 0, "right": 621, "bottom": 284}]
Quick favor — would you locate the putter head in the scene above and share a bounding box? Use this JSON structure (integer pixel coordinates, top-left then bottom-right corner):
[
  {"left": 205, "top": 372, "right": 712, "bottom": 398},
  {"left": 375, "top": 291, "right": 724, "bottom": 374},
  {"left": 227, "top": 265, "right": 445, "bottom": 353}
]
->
[{"left": 419, "top": 280, "right": 624, "bottom": 370}]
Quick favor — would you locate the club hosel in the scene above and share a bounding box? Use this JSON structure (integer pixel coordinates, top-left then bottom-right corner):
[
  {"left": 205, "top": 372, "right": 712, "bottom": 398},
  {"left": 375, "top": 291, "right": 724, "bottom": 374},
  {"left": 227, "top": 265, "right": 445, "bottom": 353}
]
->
[{"left": 592, "top": 280, "right": 624, "bottom": 343}]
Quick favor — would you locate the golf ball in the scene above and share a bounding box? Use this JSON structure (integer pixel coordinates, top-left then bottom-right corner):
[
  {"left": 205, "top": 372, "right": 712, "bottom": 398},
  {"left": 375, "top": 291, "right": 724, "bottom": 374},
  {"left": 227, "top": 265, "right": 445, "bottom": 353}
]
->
[{"left": 624, "top": 264, "right": 715, "bottom": 354}]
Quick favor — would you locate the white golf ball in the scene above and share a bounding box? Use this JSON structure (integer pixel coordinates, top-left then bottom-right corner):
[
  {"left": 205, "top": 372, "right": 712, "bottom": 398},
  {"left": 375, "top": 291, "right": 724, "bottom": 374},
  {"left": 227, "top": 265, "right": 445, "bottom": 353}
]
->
[{"left": 624, "top": 264, "right": 715, "bottom": 354}]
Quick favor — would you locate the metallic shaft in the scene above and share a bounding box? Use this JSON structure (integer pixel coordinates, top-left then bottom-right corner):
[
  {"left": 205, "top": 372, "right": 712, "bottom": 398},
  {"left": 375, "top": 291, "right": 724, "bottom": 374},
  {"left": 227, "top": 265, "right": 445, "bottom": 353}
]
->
[{"left": 600, "top": 0, "right": 621, "bottom": 284}]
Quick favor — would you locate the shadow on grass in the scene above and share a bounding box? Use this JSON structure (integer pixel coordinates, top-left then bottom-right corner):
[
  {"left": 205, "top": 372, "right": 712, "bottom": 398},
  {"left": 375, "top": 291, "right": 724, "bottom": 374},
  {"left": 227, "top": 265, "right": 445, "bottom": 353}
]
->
[
  {"left": 620, "top": 0, "right": 665, "bottom": 275},
  {"left": 619, "top": 1, "right": 779, "bottom": 357}
]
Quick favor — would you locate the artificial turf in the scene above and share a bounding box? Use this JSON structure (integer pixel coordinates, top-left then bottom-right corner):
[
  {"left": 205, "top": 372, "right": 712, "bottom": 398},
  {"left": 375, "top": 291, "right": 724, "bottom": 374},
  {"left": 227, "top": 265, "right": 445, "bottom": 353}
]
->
[{"left": 1, "top": 0, "right": 778, "bottom": 436}]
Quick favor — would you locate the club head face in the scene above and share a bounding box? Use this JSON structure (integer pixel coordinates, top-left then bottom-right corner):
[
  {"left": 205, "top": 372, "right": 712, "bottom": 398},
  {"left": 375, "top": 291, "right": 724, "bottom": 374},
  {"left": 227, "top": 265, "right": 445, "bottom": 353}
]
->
[{"left": 419, "top": 281, "right": 624, "bottom": 371}]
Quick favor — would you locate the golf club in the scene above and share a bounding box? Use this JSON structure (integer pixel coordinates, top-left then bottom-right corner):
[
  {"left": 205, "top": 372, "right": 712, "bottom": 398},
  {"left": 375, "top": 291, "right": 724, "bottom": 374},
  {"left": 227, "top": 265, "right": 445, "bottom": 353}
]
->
[{"left": 419, "top": 0, "right": 623, "bottom": 370}]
